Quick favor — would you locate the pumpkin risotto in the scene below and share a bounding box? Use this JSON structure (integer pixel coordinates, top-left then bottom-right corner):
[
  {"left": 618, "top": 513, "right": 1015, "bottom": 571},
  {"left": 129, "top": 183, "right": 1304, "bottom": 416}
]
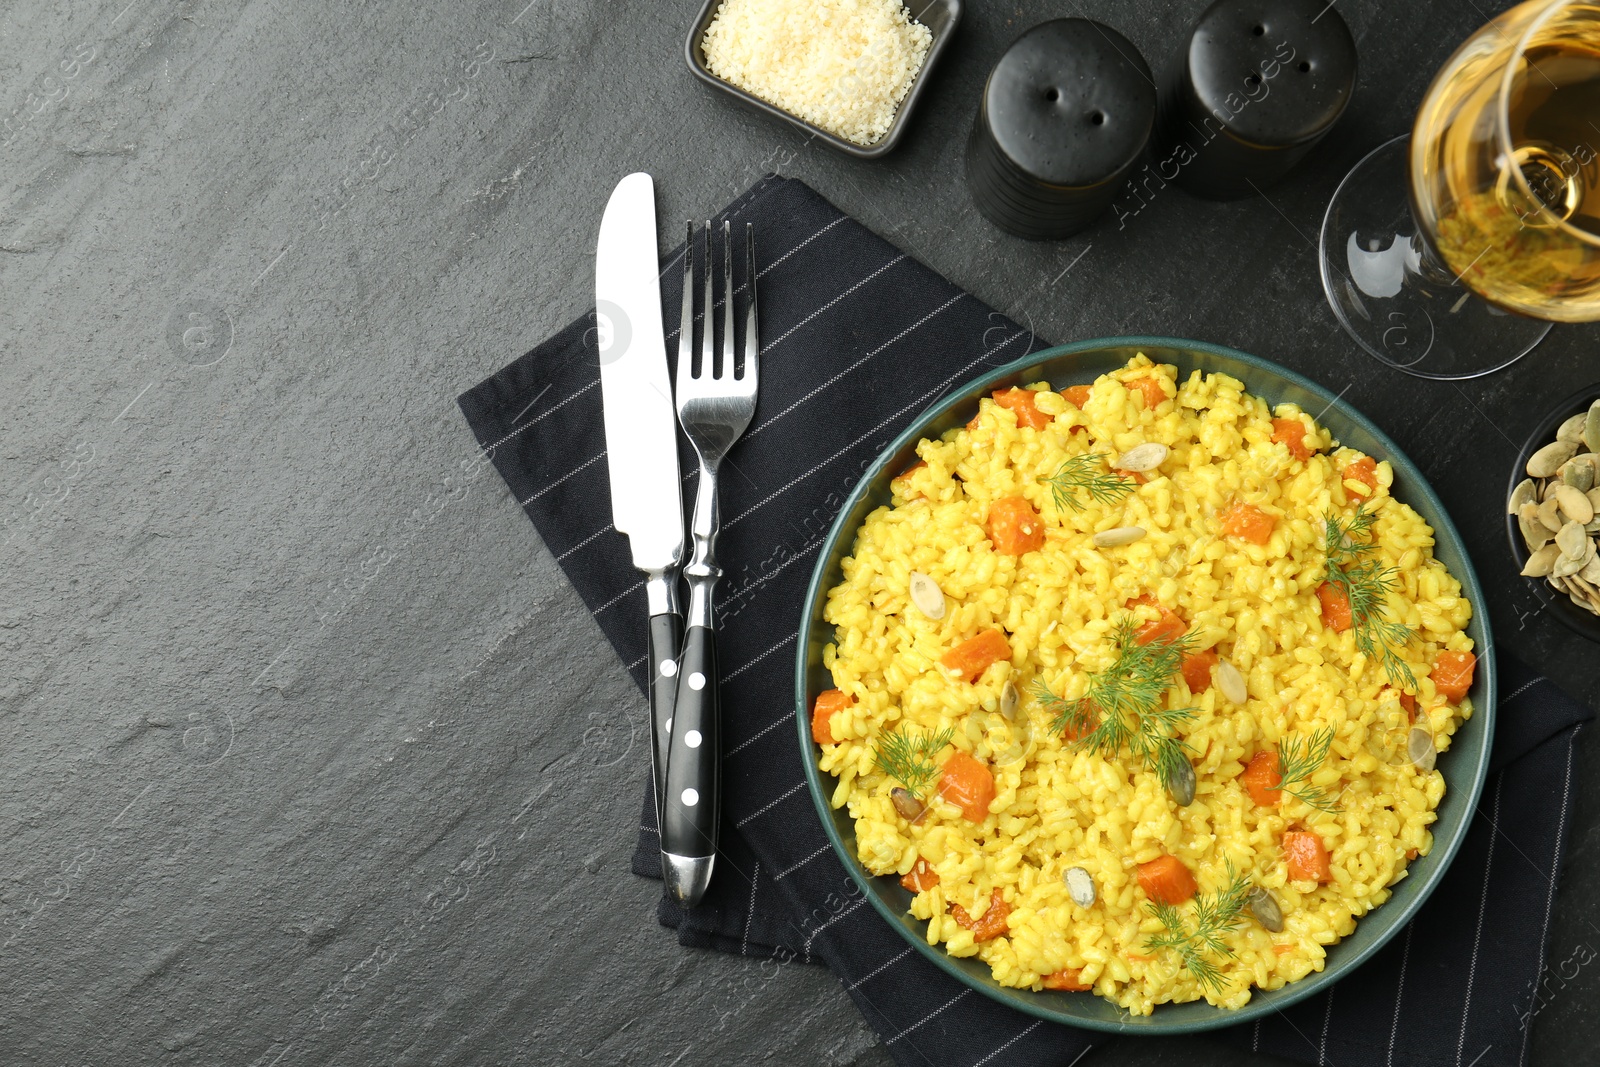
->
[{"left": 812, "top": 354, "right": 1476, "bottom": 1013}]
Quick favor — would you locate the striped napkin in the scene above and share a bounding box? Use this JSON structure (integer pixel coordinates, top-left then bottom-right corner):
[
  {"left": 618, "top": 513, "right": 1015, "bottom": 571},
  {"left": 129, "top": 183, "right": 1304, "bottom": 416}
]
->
[{"left": 457, "top": 175, "right": 1593, "bottom": 1067}]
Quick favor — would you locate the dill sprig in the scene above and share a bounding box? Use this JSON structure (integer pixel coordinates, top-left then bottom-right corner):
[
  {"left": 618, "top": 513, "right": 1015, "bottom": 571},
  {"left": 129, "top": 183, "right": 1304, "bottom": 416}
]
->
[
  {"left": 1031, "top": 679, "right": 1100, "bottom": 744},
  {"left": 1128, "top": 706, "right": 1198, "bottom": 793},
  {"left": 873, "top": 726, "right": 955, "bottom": 797},
  {"left": 1323, "top": 508, "right": 1417, "bottom": 690},
  {"left": 1276, "top": 724, "right": 1341, "bottom": 813},
  {"left": 1034, "top": 618, "right": 1196, "bottom": 794},
  {"left": 1144, "top": 863, "right": 1251, "bottom": 995},
  {"left": 1045, "top": 452, "right": 1136, "bottom": 513}
]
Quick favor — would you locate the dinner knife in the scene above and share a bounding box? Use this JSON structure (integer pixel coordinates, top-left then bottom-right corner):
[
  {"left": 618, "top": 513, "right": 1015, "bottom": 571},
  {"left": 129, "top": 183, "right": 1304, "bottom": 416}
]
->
[{"left": 595, "top": 172, "right": 684, "bottom": 828}]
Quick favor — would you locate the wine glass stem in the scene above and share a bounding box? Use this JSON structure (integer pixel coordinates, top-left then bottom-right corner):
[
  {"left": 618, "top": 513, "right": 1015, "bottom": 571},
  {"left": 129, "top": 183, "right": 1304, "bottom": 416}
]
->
[{"left": 1407, "top": 229, "right": 1459, "bottom": 288}]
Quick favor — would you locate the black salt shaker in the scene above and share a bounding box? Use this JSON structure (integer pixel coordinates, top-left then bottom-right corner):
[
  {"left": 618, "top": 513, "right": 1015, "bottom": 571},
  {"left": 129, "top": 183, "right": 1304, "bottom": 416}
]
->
[
  {"left": 965, "top": 19, "right": 1157, "bottom": 240},
  {"left": 1158, "top": 0, "right": 1356, "bottom": 200}
]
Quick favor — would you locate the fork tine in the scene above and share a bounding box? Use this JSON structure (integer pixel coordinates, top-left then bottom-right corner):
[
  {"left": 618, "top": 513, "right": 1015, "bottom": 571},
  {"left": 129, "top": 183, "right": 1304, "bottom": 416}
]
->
[
  {"left": 742, "top": 224, "right": 758, "bottom": 384},
  {"left": 701, "top": 219, "right": 713, "bottom": 379},
  {"left": 678, "top": 220, "right": 694, "bottom": 389},
  {"left": 720, "top": 221, "right": 735, "bottom": 380}
]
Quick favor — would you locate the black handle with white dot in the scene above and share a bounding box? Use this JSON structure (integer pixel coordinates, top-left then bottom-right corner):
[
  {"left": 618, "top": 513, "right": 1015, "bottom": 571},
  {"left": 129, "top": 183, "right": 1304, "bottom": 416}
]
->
[
  {"left": 661, "top": 623, "right": 720, "bottom": 876},
  {"left": 646, "top": 610, "right": 681, "bottom": 822}
]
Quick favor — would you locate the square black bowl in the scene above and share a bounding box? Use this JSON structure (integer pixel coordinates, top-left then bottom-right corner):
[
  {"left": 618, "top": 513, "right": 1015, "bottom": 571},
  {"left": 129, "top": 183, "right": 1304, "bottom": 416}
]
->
[{"left": 684, "top": 0, "right": 962, "bottom": 159}]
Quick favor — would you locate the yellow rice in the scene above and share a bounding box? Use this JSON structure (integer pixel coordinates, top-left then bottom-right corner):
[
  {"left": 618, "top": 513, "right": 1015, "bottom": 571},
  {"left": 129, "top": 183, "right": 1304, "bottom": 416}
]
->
[{"left": 816, "top": 354, "right": 1474, "bottom": 1013}]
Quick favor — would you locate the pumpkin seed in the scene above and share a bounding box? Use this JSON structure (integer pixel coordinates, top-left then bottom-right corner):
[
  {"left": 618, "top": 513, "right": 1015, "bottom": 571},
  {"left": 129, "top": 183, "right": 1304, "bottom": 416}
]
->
[
  {"left": 1520, "top": 504, "right": 1554, "bottom": 551},
  {"left": 1587, "top": 517, "right": 1600, "bottom": 536},
  {"left": 1563, "top": 458, "right": 1597, "bottom": 492},
  {"left": 1408, "top": 726, "right": 1436, "bottom": 772},
  {"left": 1558, "top": 412, "right": 1589, "bottom": 445},
  {"left": 1093, "top": 526, "right": 1146, "bottom": 548},
  {"left": 909, "top": 571, "right": 946, "bottom": 620},
  {"left": 1556, "top": 484, "right": 1595, "bottom": 525},
  {"left": 1000, "top": 679, "right": 1019, "bottom": 721},
  {"left": 1246, "top": 886, "right": 1285, "bottom": 932},
  {"left": 1589, "top": 487, "right": 1600, "bottom": 510},
  {"left": 1539, "top": 497, "right": 1565, "bottom": 533},
  {"left": 1064, "top": 866, "right": 1097, "bottom": 908},
  {"left": 1523, "top": 544, "right": 1561, "bottom": 577},
  {"left": 1509, "top": 478, "right": 1538, "bottom": 515},
  {"left": 1558, "top": 521, "right": 1590, "bottom": 560},
  {"left": 1115, "top": 442, "right": 1169, "bottom": 472},
  {"left": 1582, "top": 550, "right": 1600, "bottom": 585},
  {"left": 1543, "top": 479, "right": 1562, "bottom": 503},
  {"left": 890, "top": 787, "right": 925, "bottom": 821},
  {"left": 1554, "top": 551, "right": 1587, "bottom": 578},
  {"left": 1573, "top": 579, "right": 1600, "bottom": 612},
  {"left": 1586, "top": 401, "right": 1600, "bottom": 452},
  {"left": 1216, "top": 659, "right": 1249, "bottom": 705},
  {"left": 1168, "top": 758, "right": 1196, "bottom": 806},
  {"left": 1529, "top": 439, "right": 1578, "bottom": 478},
  {"left": 1577, "top": 575, "right": 1600, "bottom": 614}
]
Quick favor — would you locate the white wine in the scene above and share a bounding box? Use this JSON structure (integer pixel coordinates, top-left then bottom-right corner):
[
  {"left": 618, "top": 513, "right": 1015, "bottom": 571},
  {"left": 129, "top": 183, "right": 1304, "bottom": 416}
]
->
[{"left": 1411, "top": 1, "right": 1600, "bottom": 321}]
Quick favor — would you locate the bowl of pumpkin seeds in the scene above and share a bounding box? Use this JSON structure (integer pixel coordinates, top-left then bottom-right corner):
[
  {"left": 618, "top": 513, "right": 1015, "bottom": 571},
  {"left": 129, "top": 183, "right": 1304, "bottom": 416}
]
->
[{"left": 1507, "top": 384, "right": 1600, "bottom": 640}]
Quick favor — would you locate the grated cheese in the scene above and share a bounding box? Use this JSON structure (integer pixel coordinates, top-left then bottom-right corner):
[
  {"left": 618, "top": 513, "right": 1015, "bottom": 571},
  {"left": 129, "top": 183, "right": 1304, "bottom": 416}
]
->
[{"left": 702, "top": 0, "right": 932, "bottom": 147}]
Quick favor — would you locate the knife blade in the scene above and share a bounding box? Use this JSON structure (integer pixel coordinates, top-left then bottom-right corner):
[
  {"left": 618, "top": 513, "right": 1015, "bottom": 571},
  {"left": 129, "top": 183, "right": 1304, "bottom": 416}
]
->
[{"left": 596, "top": 172, "right": 684, "bottom": 826}]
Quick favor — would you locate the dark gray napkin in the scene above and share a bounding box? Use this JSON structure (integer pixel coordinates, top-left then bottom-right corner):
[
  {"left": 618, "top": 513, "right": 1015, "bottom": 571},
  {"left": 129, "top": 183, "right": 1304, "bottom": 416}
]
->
[{"left": 457, "top": 175, "right": 1593, "bottom": 1067}]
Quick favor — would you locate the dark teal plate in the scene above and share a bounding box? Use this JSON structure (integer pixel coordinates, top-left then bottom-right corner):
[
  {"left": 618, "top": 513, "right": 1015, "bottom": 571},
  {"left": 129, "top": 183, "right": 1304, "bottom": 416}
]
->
[{"left": 793, "top": 337, "right": 1495, "bottom": 1033}]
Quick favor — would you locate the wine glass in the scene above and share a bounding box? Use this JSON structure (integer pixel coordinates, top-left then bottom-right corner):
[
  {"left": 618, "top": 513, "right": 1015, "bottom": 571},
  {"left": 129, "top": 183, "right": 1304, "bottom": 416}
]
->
[{"left": 1319, "top": 0, "right": 1600, "bottom": 379}]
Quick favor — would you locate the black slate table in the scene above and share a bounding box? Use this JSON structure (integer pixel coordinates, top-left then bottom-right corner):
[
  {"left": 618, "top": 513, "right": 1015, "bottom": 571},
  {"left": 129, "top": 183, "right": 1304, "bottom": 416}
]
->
[{"left": 1, "top": 1, "right": 1596, "bottom": 1065}]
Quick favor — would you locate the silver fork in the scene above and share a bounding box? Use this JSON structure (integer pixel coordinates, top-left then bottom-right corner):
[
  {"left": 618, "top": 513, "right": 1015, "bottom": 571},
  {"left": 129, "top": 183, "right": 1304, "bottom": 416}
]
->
[{"left": 659, "top": 218, "right": 758, "bottom": 907}]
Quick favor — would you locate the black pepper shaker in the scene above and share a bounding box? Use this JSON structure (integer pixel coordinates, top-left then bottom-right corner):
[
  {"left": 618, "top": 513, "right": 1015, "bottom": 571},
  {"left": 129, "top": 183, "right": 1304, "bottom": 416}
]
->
[
  {"left": 1157, "top": 0, "right": 1356, "bottom": 201},
  {"left": 965, "top": 19, "right": 1157, "bottom": 240}
]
